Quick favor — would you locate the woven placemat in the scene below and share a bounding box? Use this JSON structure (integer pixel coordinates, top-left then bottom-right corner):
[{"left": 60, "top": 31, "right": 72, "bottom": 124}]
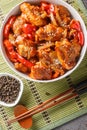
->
[
  {"left": 82, "top": 0, "right": 87, "bottom": 8},
  {"left": 0, "top": 0, "right": 87, "bottom": 130}
]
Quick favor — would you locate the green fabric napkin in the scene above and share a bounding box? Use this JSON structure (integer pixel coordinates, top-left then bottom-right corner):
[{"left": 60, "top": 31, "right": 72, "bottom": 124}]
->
[{"left": 0, "top": 0, "right": 87, "bottom": 130}]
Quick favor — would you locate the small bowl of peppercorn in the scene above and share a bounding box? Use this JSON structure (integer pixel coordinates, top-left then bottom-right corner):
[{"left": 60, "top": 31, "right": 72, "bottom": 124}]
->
[{"left": 0, "top": 73, "right": 23, "bottom": 107}]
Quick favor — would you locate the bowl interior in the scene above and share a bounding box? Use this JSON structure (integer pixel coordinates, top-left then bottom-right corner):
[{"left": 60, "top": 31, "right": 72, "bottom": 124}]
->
[{"left": 0, "top": 0, "right": 87, "bottom": 83}]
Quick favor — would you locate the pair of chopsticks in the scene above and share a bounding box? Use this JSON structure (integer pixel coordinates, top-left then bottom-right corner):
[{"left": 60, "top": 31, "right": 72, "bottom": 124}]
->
[{"left": 8, "top": 79, "right": 87, "bottom": 125}]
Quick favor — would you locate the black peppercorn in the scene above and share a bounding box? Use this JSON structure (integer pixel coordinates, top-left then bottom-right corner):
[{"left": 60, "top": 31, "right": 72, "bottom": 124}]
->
[{"left": 0, "top": 76, "right": 20, "bottom": 104}]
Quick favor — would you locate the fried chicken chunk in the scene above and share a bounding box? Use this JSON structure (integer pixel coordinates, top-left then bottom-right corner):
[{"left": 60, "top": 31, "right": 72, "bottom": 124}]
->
[
  {"left": 20, "top": 2, "right": 47, "bottom": 26},
  {"left": 30, "top": 63, "right": 52, "bottom": 80},
  {"left": 15, "top": 35, "right": 37, "bottom": 60},
  {"left": 35, "top": 24, "right": 64, "bottom": 42},
  {"left": 55, "top": 39, "right": 81, "bottom": 70},
  {"left": 50, "top": 5, "right": 71, "bottom": 27},
  {"left": 13, "top": 16, "right": 26, "bottom": 35}
]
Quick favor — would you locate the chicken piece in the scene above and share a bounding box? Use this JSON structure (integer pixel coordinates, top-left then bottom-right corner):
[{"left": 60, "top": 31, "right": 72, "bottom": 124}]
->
[
  {"left": 20, "top": 2, "right": 48, "bottom": 26},
  {"left": 38, "top": 50, "right": 52, "bottom": 68},
  {"left": 35, "top": 24, "right": 64, "bottom": 42},
  {"left": 29, "top": 57, "right": 38, "bottom": 64},
  {"left": 9, "top": 33, "right": 16, "bottom": 45},
  {"left": 37, "top": 41, "right": 55, "bottom": 52},
  {"left": 38, "top": 46, "right": 65, "bottom": 79},
  {"left": 30, "top": 63, "right": 52, "bottom": 80},
  {"left": 37, "top": 41, "right": 57, "bottom": 67},
  {"left": 57, "top": 5, "right": 71, "bottom": 17},
  {"left": 15, "top": 35, "right": 37, "bottom": 59},
  {"left": 14, "top": 62, "right": 29, "bottom": 73},
  {"left": 51, "top": 64, "right": 65, "bottom": 79},
  {"left": 55, "top": 39, "right": 81, "bottom": 70},
  {"left": 72, "top": 39, "right": 81, "bottom": 57},
  {"left": 49, "top": 13, "right": 58, "bottom": 26},
  {"left": 30, "top": 50, "right": 65, "bottom": 80},
  {"left": 12, "top": 16, "right": 26, "bottom": 35},
  {"left": 17, "top": 44, "right": 36, "bottom": 59},
  {"left": 50, "top": 5, "right": 71, "bottom": 27},
  {"left": 49, "top": 51, "right": 65, "bottom": 78}
]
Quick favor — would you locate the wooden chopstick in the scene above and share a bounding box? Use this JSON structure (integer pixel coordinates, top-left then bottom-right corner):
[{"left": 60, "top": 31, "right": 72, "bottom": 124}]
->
[
  {"left": 29, "top": 93, "right": 78, "bottom": 117},
  {"left": 8, "top": 92, "right": 77, "bottom": 124},
  {"left": 16, "top": 93, "right": 77, "bottom": 123},
  {"left": 8, "top": 80, "right": 87, "bottom": 125},
  {"left": 8, "top": 87, "right": 75, "bottom": 124}
]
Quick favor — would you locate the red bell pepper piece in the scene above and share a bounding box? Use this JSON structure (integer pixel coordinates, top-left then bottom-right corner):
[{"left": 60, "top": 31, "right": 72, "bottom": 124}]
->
[
  {"left": 4, "top": 40, "right": 34, "bottom": 68},
  {"left": 16, "top": 53, "right": 34, "bottom": 68},
  {"left": 78, "top": 31, "right": 84, "bottom": 46},
  {"left": 4, "top": 39, "right": 14, "bottom": 52},
  {"left": 22, "top": 23, "right": 36, "bottom": 40},
  {"left": 4, "top": 16, "right": 16, "bottom": 38},
  {"left": 70, "top": 20, "right": 84, "bottom": 46},
  {"left": 22, "top": 24, "right": 36, "bottom": 34},
  {"left": 4, "top": 40, "right": 18, "bottom": 62},
  {"left": 70, "top": 20, "right": 81, "bottom": 31},
  {"left": 41, "top": 2, "right": 55, "bottom": 14}
]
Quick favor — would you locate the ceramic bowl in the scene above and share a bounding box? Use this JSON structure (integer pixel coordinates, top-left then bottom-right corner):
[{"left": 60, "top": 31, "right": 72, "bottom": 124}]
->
[
  {"left": 0, "top": 0, "right": 87, "bottom": 83},
  {"left": 0, "top": 73, "right": 23, "bottom": 107}
]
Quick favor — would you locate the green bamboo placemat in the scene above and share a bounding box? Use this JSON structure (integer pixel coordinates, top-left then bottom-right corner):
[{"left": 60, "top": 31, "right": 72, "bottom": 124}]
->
[{"left": 0, "top": 0, "right": 87, "bottom": 130}]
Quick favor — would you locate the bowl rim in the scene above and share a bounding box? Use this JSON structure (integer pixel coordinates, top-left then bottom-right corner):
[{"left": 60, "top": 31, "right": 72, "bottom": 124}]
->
[
  {"left": 0, "top": 73, "right": 23, "bottom": 107},
  {"left": 0, "top": 0, "right": 87, "bottom": 83}
]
